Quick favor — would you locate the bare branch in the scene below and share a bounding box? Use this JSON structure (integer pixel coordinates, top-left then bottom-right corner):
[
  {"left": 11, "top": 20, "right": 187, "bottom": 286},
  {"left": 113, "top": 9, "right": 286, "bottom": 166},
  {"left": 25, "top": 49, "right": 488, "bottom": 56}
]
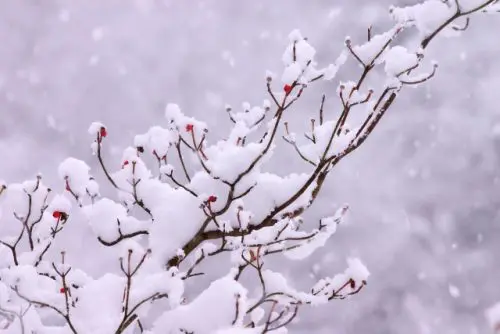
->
[
  {"left": 95, "top": 133, "right": 119, "bottom": 189},
  {"left": 97, "top": 219, "right": 149, "bottom": 247}
]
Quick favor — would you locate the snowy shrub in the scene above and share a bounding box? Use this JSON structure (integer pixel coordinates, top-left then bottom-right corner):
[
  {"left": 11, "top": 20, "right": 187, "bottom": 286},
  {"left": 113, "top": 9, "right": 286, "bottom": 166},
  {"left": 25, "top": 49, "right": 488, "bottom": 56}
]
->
[{"left": 1, "top": 1, "right": 499, "bottom": 333}]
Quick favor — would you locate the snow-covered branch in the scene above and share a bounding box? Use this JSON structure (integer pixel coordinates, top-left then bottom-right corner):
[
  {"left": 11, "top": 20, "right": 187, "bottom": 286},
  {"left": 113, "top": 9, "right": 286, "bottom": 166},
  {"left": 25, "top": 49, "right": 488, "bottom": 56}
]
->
[{"left": 0, "top": 1, "right": 498, "bottom": 333}]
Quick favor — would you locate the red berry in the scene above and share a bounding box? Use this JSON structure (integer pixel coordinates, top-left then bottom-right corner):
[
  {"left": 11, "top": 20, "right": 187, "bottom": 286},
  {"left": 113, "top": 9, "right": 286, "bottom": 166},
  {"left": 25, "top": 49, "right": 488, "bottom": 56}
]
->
[
  {"left": 122, "top": 160, "right": 129, "bottom": 168},
  {"left": 60, "top": 287, "right": 66, "bottom": 293},
  {"left": 185, "top": 124, "right": 194, "bottom": 132},
  {"left": 208, "top": 195, "right": 217, "bottom": 203},
  {"left": 284, "top": 84, "right": 293, "bottom": 94},
  {"left": 249, "top": 250, "right": 256, "bottom": 262},
  {"left": 53, "top": 211, "right": 61, "bottom": 219},
  {"left": 100, "top": 127, "right": 107, "bottom": 138}
]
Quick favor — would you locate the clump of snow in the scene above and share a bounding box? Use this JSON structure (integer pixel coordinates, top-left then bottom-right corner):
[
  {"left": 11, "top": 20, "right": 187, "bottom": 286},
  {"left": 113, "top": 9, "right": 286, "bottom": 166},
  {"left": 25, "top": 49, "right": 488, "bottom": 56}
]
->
[
  {"left": 352, "top": 25, "right": 402, "bottom": 65},
  {"left": 262, "top": 269, "right": 321, "bottom": 305},
  {"left": 282, "top": 62, "right": 303, "bottom": 84},
  {"left": 288, "top": 29, "right": 303, "bottom": 42},
  {"left": 82, "top": 198, "right": 148, "bottom": 241},
  {"left": 71, "top": 274, "right": 125, "bottom": 333},
  {"left": 323, "top": 50, "right": 348, "bottom": 81},
  {"left": 228, "top": 104, "right": 266, "bottom": 129},
  {"left": 298, "top": 118, "right": 356, "bottom": 164},
  {"left": 265, "top": 70, "right": 275, "bottom": 81},
  {"left": 160, "top": 164, "right": 175, "bottom": 175},
  {"left": 241, "top": 172, "right": 314, "bottom": 223},
  {"left": 49, "top": 194, "right": 72, "bottom": 215},
  {"left": 134, "top": 126, "right": 176, "bottom": 158},
  {"left": 88, "top": 121, "right": 105, "bottom": 134},
  {"left": 383, "top": 46, "right": 420, "bottom": 77},
  {"left": 152, "top": 273, "right": 248, "bottom": 333},
  {"left": 283, "top": 38, "right": 316, "bottom": 67},
  {"left": 485, "top": 3, "right": 500, "bottom": 13},
  {"left": 250, "top": 307, "right": 265, "bottom": 325},
  {"left": 345, "top": 257, "right": 370, "bottom": 283},
  {"left": 486, "top": 302, "right": 500, "bottom": 331},
  {"left": 280, "top": 29, "right": 326, "bottom": 85},
  {"left": 311, "top": 258, "right": 369, "bottom": 300},
  {"left": 58, "top": 157, "right": 91, "bottom": 196},
  {"left": 86, "top": 178, "right": 100, "bottom": 197},
  {"left": 148, "top": 184, "right": 206, "bottom": 262},
  {"left": 204, "top": 140, "right": 267, "bottom": 183},
  {"left": 285, "top": 205, "right": 348, "bottom": 260},
  {"left": 390, "top": 1, "right": 456, "bottom": 37},
  {"left": 165, "top": 103, "right": 208, "bottom": 139}
]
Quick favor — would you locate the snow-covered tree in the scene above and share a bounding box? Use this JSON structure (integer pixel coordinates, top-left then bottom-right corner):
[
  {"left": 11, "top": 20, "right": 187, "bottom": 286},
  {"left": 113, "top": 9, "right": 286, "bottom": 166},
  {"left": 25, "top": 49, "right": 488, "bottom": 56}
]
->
[{"left": 1, "top": 1, "right": 499, "bottom": 333}]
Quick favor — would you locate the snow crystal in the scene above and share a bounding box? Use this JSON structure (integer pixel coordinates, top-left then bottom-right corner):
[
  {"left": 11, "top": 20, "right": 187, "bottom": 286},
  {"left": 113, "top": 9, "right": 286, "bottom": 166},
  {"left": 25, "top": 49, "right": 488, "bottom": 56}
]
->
[
  {"left": 91, "top": 27, "right": 104, "bottom": 41},
  {"left": 46, "top": 114, "right": 57, "bottom": 129},
  {"left": 59, "top": 9, "right": 70, "bottom": 22},
  {"left": 448, "top": 284, "right": 460, "bottom": 298}
]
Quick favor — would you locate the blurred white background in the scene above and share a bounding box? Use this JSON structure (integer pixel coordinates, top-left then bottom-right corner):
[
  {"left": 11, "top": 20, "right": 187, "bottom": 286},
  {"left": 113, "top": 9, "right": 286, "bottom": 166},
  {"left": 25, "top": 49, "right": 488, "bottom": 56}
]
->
[{"left": 1, "top": 1, "right": 500, "bottom": 333}]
